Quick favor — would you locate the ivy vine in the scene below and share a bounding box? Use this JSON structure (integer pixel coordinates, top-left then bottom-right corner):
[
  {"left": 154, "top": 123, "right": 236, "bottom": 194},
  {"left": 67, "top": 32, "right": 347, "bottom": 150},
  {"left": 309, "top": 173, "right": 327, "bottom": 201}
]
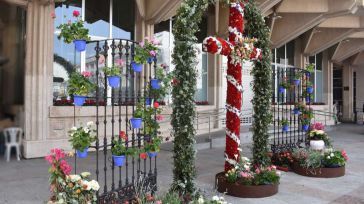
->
[
  {"left": 245, "top": 0, "right": 273, "bottom": 167},
  {"left": 171, "top": 0, "right": 210, "bottom": 195}
]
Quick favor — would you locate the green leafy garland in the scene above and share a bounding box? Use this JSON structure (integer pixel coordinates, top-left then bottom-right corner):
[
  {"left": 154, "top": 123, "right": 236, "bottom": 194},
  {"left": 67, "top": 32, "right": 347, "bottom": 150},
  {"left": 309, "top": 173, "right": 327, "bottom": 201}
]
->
[
  {"left": 171, "top": 0, "right": 209, "bottom": 195},
  {"left": 245, "top": 0, "right": 273, "bottom": 167}
]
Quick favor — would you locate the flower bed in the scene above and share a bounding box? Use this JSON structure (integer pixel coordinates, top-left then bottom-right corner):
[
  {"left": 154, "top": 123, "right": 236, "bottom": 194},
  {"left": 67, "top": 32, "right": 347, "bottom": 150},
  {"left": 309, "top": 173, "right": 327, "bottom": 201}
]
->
[
  {"left": 215, "top": 172, "right": 279, "bottom": 198},
  {"left": 291, "top": 162, "right": 345, "bottom": 178}
]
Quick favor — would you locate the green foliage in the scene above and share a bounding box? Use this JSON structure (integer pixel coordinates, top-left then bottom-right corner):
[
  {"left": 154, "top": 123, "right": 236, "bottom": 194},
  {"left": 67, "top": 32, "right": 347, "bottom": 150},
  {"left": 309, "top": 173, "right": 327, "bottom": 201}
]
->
[
  {"left": 323, "top": 149, "right": 347, "bottom": 167},
  {"left": 305, "top": 63, "right": 315, "bottom": 73},
  {"left": 294, "top": 70, "right": 303, "bottom": 80},
  {"left": 133, "top": 104, "right": 145, "bottom": 118},
  {"left": 111, "top": 139, "right": 136, "bottom": 156},
  {"left": 225, "top": 168, "right": 238, "bottom": 183},
  {"left": 245, "top": 0, "right": 273, "bottom": 167},
  {"left": 68, "top": 122, "right": 96, "bottom": 151},
  {"left": 144, "top": 137, "right": 162, "bottom": 153},
  {"left": 57, "top": 16, "right": 90, "bottom": 43},
  {"left": 280, "top": 118, "right": 289, "bottom": 126},
  {"left": 293, "top": 148, "right": 322, "bottom": 169},
  {"left": 67, "top": 72, "right": 95, "bottom": 96},
  {"left": 279, "top": 80, "right": 291, "bottom": 89},
  {"left": 133, "top": 40, "right": 159, "bottom": 64},
  {"left": 252, "top": 169, "right": 280, "bottom": 185},
  {"left": 171, "top": 0, "right": 210, "bottom": 195},
  {"left": 103, "top": 66, "right": 121, "bottom": 76}
]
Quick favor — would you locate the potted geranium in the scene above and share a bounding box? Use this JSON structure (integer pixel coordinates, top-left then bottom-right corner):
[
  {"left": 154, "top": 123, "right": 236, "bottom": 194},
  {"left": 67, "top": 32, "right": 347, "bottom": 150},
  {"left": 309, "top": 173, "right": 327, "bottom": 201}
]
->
[
  {"left": 144, "top": 137, "right": 162, "bottom": 158},
  {"left": 132, "top": 37, "right": 159, "bottom": 72},
  {"left": 323, "top": 148, "right": 348, "bottom": 168},
  {"left": 279, "top": 78, "right": 290, "bottom": 93},
  {"left": 68, "top": 121, "right": 96, "bottom": 158},
  {"left": 293, "top": 70, "right": 302, "bottom": 86},
  {"left": 280, "top": 118, "right": 289, "bottom": 132},
  {"left": 305, "top": 63, "right": 315, "bottom": 77},
  {"left": 130, "top": 107, "right": 143, "bottom": 129},
  {"left": 308, "top": 129, "right": 330, "bottom": 150},
  {"left": 305, "top": 81, "right": 314, "bottom": 94},
  {"left": 67, "top": 72, "right": 95, "bottom": 106},
  {"left": 103, "top": 66, "right": 121, "bottom": 88},
  {"left": 111, "top": 139, "right": 135, "bottom": 167},
  {"left": 57, "top": 10, "right": 90, "bottom": 52},
  {"left": 293, "top": 103, "right": 304, "bottom": 115}
]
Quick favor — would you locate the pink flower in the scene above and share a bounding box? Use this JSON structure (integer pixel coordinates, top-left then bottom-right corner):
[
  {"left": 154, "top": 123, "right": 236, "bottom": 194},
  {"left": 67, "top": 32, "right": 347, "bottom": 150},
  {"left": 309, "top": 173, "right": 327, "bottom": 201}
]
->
[
  {"left": 255, "top": 168, "right": 261, "bottom": 174},
  {"left": 59, "top": 160, "right": 72, "bottom": 175},
  {"left": 240, "top": 172, "right": 248, "bottom": 178},
  {"left": 341, "top": 150, "right": 348, "bottom": 161},
  {"left": 72, "top": 10, "right": 80, "bottom": 17},
  {"left": 149, "top": 50, "right": 156, "bottom": 57},
  {"left": 45, "top": 155, "right": 53, "bottom": 164},
  {"left": 156, "top": 115, "right": 164, "bottom": 121},
  {"left": 53, "top": 148, "right": 65, "bottom": 161},
  {"left": 116, "top": 59, "right": 125, "bottom": 67},
  {"left": 311, "top": 122, "right": 325, "bottom": 130},
  {"left": 67, "top": 20, "right": 72, "bottom": 25},
  {"left": 81, "top": 71, "right": 92, "bottom": 78},
  {"left": 156, "top": 200, "right": 162, "bottom": 204},
  {"left": 139, "top": 41, "right": 144, "bottom": 47},
  {"left": 144, "top": 36, "right": 150, "bottom": 41},
  {"left": 99, "top": 55, "right": 105, "bottom": 64},
  {"left": 50, "top": 12, "right": 56, "bottom": 19}
]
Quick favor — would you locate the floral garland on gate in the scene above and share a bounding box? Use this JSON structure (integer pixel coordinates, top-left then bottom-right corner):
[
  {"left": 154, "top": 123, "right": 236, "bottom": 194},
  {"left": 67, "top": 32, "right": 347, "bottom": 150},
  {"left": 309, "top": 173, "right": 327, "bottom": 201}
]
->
[{"left": 171, "top": 0, "right": 210, "bottom": 195}]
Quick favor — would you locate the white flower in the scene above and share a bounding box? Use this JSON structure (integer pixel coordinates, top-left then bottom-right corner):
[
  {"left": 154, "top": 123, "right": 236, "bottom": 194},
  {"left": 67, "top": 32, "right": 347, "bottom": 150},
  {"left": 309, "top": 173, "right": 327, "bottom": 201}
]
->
[
  {"left": 69, "top": 175, "right": 81, "bottom": 182},
  {"left": 244, "top": 164, "right": 250, "bottom": 170},
  {"left": 330, "top": 153, "right": 334, "bottom": 157},
  {"left": 89, "top": 180, "right": 100, "bottom": 191},
  {"left": 71, "top": 127, "right": 77, "bottom": 131},
  {"left": 83, "top": 127, "right": 90, "bottom": 133},
  {"left": 82, "top": 180, "right": 91, "bottom": 190},
  {"left": 237, "top": 147, "right": 242, "bottom": 152},
  {"left": 276, "top": 171, "right": 281, "bottom": 176},
  {"left": 212, "top": 196, "right": 219, "bottom": 201},
  {"left": 86, "top": 121, "right": 94, "bottom": 127},
  {"left": 234, "top": 154, "right": 238, "bottom": 159},
  {"left": 317, "top": 130, "right": 325, "bottom": 134},
  {"left": 197, "top": 196, "right": 204, "bottom": 204},
  {"left": 81, "top": 172, "right": 91, "bottom": 178},
  {"left": 327, "top": 156, "right": 331, "bottom": 159}
]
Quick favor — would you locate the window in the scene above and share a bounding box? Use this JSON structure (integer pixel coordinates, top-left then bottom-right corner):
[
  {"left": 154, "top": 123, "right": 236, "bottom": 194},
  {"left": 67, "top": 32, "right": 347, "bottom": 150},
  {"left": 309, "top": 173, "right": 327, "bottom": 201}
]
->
[
  {"left": 308, "top": 53, "right": 323, "bottom": 103},
  {"left": 53, "top": 0, "right": 135, "bottom": 102}
]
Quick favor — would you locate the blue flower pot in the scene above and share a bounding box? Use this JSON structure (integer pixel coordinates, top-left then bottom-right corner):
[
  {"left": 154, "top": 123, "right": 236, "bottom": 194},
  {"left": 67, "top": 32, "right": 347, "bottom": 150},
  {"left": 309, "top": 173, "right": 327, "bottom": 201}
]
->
[
  {"left": 293, "top": 108, "right": 301, "bottom": 115},
  {"left": 306, "top": 97, "right": 311, "bottom": 103},
  {"left": 145, "top": 98, "right": 152, "bottom": 106},
  {"left": 305, "top": 72, "right": 311, "bottom": 77},
  {"left": 74, "top": 40, "right": 86, "bottom": 52},
  {"left": 293, "top": 79, "right": 300, "bottom": 86},
  {"left": 132, "top": 62, "right": 143, "bottom": 72},
  {"left": 147, "top": 57, "right": 154, "bottom": 64},
  {"left": 107, "top": 76, "right": 121, "bottom": 88},
  {"left": 302, "top": 124, "right": 310, "bottom": 132},
  {"left": 151, "top": 79, "right": 160, "bottom": 89},
  {"left": 148, "top": 151, "right": 157, "bottom": 158},
  {"left": 307, "top": 87, "right": 314, "bottom": 94},
  {"left": 282, "top": 125, "right": 289, "bottom": 132},
  {"left": 112, "top": 155, "right": 125, "bottom": 167},
  {"left": 74, "top": 95, "right": 86, "bottom": 106},
  {"left": 130, "top": 118, "right": 142, "bottom": 129},
  {"left": 279, "top": 86, "right": 285, "bottom": 94},
  {"left": 76, "top": 148, "right": 88, "bottom": 158}
]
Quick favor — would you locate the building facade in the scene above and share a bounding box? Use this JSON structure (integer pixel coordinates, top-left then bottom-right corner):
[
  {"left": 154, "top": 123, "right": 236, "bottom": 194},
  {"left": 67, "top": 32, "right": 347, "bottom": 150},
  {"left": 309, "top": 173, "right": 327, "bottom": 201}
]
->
[{"left": 0, "top": 0, "right": 363, "bottom": 158}]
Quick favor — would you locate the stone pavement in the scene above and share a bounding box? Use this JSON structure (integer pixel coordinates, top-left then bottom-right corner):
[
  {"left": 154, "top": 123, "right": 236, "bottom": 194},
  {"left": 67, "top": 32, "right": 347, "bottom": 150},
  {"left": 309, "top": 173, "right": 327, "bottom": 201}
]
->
[{"left": 0, "top": 124, "right": 363, "bottom": 204}]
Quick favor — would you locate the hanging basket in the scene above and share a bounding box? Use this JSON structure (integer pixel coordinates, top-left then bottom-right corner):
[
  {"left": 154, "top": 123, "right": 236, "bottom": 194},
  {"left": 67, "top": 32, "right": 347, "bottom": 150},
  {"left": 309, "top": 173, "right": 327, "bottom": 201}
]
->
[
  {"left": 76, "top": 148, "right": 88, "bottom": 158},
  {"left": 112, "top": 155, "right": 126, "bottom": 167},
  {"left": 130, "top": 118, "right": 142, "bottom": 129},
  {"left": 74, "top": 95, "right": 86, "bottom": 106},
  {"left": 74, "top": 40, "right": 87, "bottom": 52},
  {"left": 148, "top": 151, "right": 157, "bottom": 158},
  {"left": 151, "top": 79, "right": 160, "bottom": 89},
  {"left": 132, "top": 62, "right": 143, "bottom": 72},
  {"left": 107, "top": 76, "right": 121, "bottom": 88}
]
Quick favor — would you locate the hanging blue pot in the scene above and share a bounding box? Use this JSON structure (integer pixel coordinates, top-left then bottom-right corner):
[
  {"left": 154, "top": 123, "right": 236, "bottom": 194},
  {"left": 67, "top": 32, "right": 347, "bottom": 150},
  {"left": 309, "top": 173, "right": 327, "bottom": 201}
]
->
[
  {"left": 279, "top": 86, "right": 285, "bottom": 94},
  {"left": 282, "top": 125, "right": 289, "bottom": 132},
  {"left": 307, "top": 87, "right": 314, "bottom": 94},
  {"left": 145, "top": 98, "right": 152, "bottom": 106},
  {"left": 306, "top": 96, "right": 311, "bottom": 103},
  {"left": 76, "top": 148, "right": 88, "bottom": 158},
  {"left": 132, "top": 62, "right": 143, "bottom": 72},
  {"left": 107, "top": 76, "right": 121, "bottom": 88},
  {"left": 293, "top": 79, "right": 300, "bottom": 86},
  {"left": 147, "top": 57, "right": 154, "bottom": 64},
  {"left": 74, "top": 95, "right": 86, "bottom": 106},
  {"left": 293, "top": 108, "right": 301, "bottom": 115},
  {"left": 148, "top": 151, "right": 157, "bottom": 158},
  {"left": 74, "top": 40, "right": 86, "bottom": 52},
  {"left": 151, "top": 79, "right": 160, "bottom": 89},
  {"left": 302, "top": 124, "right": 310, "bottom": 132},
  {"left": 130, "top": 118, "right": 142, "bottom": 129},
  {"left": 305, "top": 72, "right": 311, "bottom": 77},
  {"left": 112, "top": 155, "right": 126, "bottom": 167}
]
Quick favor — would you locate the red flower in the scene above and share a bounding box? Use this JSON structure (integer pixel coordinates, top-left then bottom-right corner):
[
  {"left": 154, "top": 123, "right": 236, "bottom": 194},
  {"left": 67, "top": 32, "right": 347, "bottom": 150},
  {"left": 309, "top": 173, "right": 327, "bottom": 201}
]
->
[
  {"left": 341, "top": 150, "right": 348, "bottom": 161},
  {"left": 73, "top": 10, "right": 80, "bottom": 17},
  {"left": 50, "top": 12, "right": 56, "bottom": 19},
  {"left": 172, "top": 78, "right": 180, "bottom": 86},
  {"left": 139, "top": 152, "right": 147, "bottom": 160},
  {"left": 119, "top": 131, "right": 127, "bottom": 140},
  {"left": 153, "top": 101, "right": 159, "bottom": 108},
  {"left": 146, "top": 195, "right": 153, "bottom": 202}
]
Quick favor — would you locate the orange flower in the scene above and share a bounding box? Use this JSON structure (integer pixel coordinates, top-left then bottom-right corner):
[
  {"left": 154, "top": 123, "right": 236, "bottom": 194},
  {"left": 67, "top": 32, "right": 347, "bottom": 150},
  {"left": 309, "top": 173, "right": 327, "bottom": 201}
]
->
[
  {"left": 68, "top": 183, "right": 74, "bottom": 188},
  {"left": 76, "top": 189, "right": 81, "bottom": 194}
]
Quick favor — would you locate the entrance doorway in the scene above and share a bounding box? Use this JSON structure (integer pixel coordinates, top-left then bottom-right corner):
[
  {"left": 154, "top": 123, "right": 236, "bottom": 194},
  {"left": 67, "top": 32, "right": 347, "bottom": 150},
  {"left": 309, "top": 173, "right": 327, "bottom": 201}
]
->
[{"left": 0, "top": 1, "right": 26, "bottom": 155}]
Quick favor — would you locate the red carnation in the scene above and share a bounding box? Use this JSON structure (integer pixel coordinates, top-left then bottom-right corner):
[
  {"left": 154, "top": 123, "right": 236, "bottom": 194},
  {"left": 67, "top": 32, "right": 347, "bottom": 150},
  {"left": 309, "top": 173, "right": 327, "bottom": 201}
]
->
[
  {"left": 119, "top": 131, "right": 127, "bottom": 140},
  {"left": 73, "top": 10, "right": 80, "bottom": 17},
  {"left": 139, "top": 152, "right": 147, "bottom": 160},
  {"left": 153, "top": 101, "right": 159, "bottom": 108}
]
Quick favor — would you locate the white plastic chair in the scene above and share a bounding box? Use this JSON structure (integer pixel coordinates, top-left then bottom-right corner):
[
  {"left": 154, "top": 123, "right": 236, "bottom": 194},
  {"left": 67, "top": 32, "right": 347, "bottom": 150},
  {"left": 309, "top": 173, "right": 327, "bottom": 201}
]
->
[{"left": 3, "top": 127, "right": 22, "bottom": 162}]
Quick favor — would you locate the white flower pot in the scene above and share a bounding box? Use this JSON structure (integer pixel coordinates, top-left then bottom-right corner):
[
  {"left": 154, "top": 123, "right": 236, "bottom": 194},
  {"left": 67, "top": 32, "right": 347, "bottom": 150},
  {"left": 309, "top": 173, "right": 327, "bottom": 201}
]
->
[{"left": 310, "top": 140, "right": 325, "bottom": 150}]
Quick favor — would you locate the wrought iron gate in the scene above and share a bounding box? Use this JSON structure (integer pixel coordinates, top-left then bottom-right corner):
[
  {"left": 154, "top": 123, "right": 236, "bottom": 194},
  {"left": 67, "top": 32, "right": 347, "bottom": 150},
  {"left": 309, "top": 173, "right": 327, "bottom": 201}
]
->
[
  {"left": 73, "top": 39, "right": 157, "bottom": 203},
  {"left": 271, "top": 67, "right": 312, "bottom": 153}
]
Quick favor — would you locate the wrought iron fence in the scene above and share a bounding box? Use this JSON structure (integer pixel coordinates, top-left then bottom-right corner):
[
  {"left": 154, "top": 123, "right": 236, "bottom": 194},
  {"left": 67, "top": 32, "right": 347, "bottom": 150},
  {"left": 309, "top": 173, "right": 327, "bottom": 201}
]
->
[
  {"left": 271, "top": 67, "right": 312, "bottom": 153},
  {"left": 73, "top": 39, "right": 157, "bottom": 203}
]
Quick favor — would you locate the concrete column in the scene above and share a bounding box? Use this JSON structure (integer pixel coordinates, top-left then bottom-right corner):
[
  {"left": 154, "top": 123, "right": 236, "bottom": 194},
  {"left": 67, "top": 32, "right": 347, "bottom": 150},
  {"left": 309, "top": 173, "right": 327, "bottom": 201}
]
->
[
  {"left": 322, "top": 50, "right": 333, "bottom": 111},
  {"left": 342, "top": 63, "right": 354, "bottom": 121},
  {"left": 23, "top": 0, "right": 54, "bottom": 158}
]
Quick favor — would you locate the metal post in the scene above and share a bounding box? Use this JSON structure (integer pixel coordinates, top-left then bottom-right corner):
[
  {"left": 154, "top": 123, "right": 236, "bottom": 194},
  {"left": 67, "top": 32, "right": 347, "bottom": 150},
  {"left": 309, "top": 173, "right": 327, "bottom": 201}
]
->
[{"left": 209, "top": 115, "right": 212, "bottom": 149}]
